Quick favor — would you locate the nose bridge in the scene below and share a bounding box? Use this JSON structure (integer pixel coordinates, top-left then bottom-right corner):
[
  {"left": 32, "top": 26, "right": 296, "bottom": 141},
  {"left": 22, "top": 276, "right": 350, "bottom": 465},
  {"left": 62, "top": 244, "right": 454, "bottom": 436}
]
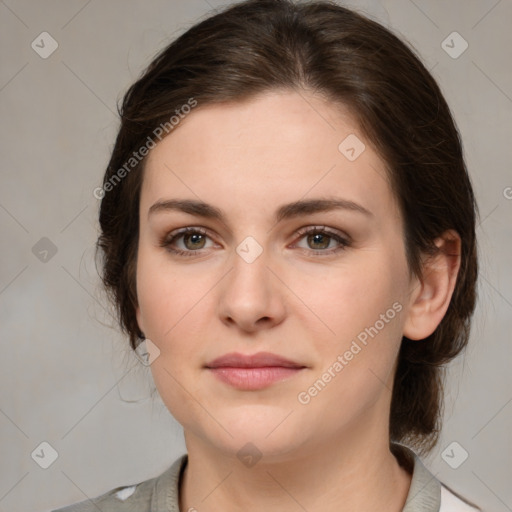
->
[
  {"left": 217, "top": 233, "right": 284, "bottom": 330},
  {"left": 229, "top": 234, "right": 272, "bottom": 300}
]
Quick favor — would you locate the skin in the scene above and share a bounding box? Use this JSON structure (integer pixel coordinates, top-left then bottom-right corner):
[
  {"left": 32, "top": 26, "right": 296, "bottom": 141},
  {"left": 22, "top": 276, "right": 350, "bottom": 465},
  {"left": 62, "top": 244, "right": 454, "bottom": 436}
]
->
[{"left": 135, "top": 90, "right": 461, "bottom": 512}]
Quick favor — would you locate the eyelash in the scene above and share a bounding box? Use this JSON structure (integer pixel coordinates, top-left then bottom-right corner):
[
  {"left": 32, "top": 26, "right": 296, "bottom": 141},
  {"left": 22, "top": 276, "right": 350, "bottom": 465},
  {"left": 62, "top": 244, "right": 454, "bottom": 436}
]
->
[{"left": 159, "top": 226, "right": 351, "bottom": 258}]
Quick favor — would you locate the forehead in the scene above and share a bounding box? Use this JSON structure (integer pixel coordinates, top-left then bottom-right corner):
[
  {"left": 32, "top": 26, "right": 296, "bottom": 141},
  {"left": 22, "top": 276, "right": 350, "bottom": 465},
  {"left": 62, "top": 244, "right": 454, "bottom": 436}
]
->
[{"left": 141, "top": 90, "right": 398, "bottom": 222}]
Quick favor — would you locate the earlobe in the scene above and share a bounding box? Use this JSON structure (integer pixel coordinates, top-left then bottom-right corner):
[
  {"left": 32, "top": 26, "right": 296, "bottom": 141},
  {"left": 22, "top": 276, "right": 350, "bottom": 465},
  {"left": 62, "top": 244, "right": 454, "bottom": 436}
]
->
[{"left": 403, "top": 230, "right": 461, "bottom": 341}]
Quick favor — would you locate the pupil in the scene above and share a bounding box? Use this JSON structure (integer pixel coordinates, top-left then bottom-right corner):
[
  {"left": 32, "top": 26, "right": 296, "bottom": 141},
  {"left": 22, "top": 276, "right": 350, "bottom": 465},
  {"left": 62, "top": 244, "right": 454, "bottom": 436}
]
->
[
  {"left": 310, "top": 233, "right": 329, "bottom": 249},
  {"left": 186, "top": 233, "right": 204, "bottom": 249}
]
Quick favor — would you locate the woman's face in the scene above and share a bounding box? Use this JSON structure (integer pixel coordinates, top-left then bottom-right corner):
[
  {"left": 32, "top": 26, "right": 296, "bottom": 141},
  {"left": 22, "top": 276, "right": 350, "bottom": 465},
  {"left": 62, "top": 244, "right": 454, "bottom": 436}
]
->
[{"left": 135, "top": 90, "right": 416, "bottom": 461}]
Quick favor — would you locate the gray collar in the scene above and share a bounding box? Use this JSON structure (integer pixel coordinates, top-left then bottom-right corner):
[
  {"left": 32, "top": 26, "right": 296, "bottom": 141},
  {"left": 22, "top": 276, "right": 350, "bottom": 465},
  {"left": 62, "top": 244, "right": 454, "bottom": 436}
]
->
[
  {"left": 155, "top": 445, "right": 440, "bottom": 512},
  {"left": 400, "top": 447, "right": 441, "bottom": 511}
]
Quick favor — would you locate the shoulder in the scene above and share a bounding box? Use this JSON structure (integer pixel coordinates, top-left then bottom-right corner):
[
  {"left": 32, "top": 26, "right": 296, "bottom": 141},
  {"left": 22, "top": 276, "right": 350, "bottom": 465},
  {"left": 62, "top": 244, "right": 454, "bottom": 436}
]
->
[
  {"left": 392, "top": 443, "right": 482, "bottom": 512},
  {"left": 440, "top": 484, "right": 482, "bottom": 512},
  {"left": 50, "top": 454, "right": 187, "bottom": 512},
  {"left": 50, "top": 479, "right": 155, "bottom": 512},
  {"left": 50, "top": 477, "right": 157, "bottom": 512}
]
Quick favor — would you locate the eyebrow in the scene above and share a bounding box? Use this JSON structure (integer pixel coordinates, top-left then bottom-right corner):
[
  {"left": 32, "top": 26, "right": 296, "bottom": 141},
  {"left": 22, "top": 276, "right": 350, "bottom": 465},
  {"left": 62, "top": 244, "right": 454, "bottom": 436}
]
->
[{"left": 148, "top": 197, "right": 373, "bottom": 223}]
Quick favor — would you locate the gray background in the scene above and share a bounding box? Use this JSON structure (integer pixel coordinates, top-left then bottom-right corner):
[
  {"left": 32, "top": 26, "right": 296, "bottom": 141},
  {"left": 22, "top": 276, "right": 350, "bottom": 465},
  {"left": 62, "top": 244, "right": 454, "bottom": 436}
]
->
[{"left": 0, "top": 1, "right": 510, "bottom": 511}]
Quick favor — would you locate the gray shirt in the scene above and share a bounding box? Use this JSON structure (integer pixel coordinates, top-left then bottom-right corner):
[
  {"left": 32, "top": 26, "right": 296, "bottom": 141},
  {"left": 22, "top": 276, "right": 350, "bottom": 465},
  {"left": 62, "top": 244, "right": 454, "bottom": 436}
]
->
[{"left": 51, "top": 445, "right": 480, "bottom": 511}]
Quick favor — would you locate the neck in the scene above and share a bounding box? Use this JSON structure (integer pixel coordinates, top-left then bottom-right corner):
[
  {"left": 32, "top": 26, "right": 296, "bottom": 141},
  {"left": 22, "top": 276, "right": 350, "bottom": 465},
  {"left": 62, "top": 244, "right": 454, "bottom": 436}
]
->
[{"left": 179, "top": 421, "right": 412, "bottom": 512}]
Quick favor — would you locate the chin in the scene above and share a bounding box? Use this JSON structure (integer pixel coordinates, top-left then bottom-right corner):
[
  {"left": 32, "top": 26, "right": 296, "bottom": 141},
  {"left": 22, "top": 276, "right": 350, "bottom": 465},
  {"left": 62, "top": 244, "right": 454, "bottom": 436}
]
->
[{"left": 190, "top": 409, "right": 314, "bottom": 460}]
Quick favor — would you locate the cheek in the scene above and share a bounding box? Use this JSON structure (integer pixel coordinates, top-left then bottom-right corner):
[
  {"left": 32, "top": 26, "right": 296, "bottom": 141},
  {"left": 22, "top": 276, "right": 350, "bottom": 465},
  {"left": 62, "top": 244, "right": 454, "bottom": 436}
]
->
[
  {"left": 136, "top": 249, "right": 217, "bottom": 368},
  {"left": 137, "top": 243, "right": 190, "bottom": 324},
  {"left": 304, "top": 302, "right": 402, "bottom": 436},
  {"left": 290, "top": 255, "right": 404, "bottom": 339},
  {"left": 292, "top": 250, "right": 407, "bottom": 390},
  {"left": 137, "top": 256, "right": 210, "bottom": 424},
  {"left": 136, "top": 250, "right": 186, "bottom": 351}
]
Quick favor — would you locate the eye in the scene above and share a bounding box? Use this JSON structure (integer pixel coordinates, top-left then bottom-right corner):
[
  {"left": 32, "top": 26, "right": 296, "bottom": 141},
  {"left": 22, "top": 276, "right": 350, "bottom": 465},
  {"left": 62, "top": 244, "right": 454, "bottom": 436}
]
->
[
  {"left": 292, "top": 226, "right": 350, "bottom": 256},
  {"left": 159, "top": 225, "right": 351, "bottom": 258},
  {"left": 159, "top": 227, "right": 216, "bottom": 257}
]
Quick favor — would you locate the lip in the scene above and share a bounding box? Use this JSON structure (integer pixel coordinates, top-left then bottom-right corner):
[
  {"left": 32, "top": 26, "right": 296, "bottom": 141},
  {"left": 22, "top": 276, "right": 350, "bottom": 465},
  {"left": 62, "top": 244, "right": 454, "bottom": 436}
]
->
[
  {"left": 205, "top": 352, "right": 307, "bottom": 391},
  {"left": 205, "top": 351, "right": 305, "bottom": 369}
]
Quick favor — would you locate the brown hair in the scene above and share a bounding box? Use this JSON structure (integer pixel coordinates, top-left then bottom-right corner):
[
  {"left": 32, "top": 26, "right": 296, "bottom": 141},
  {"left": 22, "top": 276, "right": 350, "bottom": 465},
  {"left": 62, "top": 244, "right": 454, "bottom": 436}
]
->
[{"left": 95, "top": 0, "right": 478, "bottom": 454}]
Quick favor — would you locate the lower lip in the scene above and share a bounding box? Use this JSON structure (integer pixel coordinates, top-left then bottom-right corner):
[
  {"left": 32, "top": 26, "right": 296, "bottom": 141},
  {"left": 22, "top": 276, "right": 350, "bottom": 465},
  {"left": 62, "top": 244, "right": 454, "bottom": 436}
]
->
[{"left": 207, "top": 366, "right": 304, "bottom": 390}]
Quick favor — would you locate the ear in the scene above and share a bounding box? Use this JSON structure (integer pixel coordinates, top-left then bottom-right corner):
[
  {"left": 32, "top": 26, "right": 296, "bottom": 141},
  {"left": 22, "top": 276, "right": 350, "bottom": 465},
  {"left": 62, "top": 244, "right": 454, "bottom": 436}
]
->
[{"left": 403, "top": 229, "right": 461, "bottom": 341}]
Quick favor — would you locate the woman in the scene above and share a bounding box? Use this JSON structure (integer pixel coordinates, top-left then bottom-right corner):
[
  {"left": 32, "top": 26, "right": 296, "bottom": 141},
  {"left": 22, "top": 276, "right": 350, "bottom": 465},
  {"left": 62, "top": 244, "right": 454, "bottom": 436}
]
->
[{"left": 53, "top": 0, "right": 480, "bottom": 510}]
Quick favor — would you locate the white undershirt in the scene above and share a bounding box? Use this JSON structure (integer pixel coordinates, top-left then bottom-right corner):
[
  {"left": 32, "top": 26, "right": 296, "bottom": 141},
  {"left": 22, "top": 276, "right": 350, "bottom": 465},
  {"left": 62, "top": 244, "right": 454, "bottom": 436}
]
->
[{"left": 440, "top": 485, "right": 481, "bottom": 511}]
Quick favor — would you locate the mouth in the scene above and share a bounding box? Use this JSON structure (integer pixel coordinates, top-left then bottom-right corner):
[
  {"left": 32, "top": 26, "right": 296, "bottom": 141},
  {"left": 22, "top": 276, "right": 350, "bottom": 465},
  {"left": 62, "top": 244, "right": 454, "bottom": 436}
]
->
[{"left": 205, "top": 352, "right": 307, "bottom": 390}]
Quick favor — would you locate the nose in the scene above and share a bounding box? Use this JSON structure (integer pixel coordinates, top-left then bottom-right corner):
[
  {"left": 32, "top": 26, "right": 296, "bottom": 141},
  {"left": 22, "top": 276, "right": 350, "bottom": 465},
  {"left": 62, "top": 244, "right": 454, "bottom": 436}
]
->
[{"left": 217, "top": 245, "right": 286, "bottom": 333}]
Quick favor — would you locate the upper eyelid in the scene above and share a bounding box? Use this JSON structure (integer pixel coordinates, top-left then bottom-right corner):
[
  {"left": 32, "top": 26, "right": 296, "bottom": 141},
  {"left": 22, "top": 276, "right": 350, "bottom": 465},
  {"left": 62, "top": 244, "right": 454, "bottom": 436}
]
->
[{"left": 295, "top": 225, "right": 350, "bottom": 239}]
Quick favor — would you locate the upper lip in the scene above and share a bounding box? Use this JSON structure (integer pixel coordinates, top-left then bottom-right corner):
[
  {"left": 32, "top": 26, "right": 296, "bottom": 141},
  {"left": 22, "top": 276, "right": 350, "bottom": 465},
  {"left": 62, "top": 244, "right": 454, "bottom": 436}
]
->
[{"left": 205, "top": 351, "right": 306, "bottom": 369}]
